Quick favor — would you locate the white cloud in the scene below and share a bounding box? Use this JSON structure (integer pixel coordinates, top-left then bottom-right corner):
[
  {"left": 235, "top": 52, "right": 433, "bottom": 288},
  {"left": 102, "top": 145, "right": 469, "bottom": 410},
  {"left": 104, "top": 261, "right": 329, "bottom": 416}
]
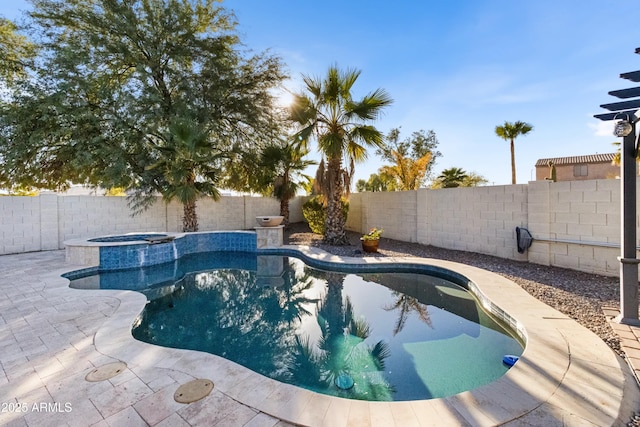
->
[
  {"left": 424, "top": 66, "right": 553, "bottom": 108},
  {"left": 587, "top": 119, "right": 614, "bottom": 137}
]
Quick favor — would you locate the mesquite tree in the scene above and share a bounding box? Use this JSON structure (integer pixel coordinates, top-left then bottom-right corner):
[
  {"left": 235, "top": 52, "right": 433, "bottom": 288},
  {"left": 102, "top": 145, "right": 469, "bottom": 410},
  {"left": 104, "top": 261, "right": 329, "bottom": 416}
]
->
[{"left": 0, "top": 0, "right": 285, "bottom": 231}]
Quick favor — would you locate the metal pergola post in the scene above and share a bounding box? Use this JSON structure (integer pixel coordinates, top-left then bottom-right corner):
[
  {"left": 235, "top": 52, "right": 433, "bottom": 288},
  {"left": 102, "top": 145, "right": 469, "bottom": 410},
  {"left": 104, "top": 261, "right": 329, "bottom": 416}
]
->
[
  {"left": 594, "top": 47, "right": 640, "bottom": 325},
  {"left": 618, "top": 122, "right": 640, "bottom": 324}
]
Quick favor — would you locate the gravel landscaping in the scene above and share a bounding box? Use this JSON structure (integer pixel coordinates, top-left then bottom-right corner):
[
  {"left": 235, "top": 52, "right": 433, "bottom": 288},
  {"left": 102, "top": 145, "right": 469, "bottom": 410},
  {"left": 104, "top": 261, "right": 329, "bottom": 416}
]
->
[{"left": 284, "top": 222, "right": 625, "bottom": 356}]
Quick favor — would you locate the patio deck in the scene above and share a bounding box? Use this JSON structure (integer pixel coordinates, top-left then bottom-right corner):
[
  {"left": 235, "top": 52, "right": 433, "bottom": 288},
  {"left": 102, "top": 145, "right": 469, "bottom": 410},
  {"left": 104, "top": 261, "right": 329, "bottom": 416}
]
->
[{"left": 0, "top": 249, "right": 638, "bottom": 426}]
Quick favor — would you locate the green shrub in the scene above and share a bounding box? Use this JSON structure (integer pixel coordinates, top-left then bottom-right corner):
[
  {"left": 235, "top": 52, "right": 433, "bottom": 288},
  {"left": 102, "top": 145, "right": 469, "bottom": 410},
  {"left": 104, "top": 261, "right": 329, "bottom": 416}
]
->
[
  {"left": 302, "top": 196, "right": 349, "bottom": 235},
  {"left": 302, "top": 197, "right": 325, "bottom": 234}
]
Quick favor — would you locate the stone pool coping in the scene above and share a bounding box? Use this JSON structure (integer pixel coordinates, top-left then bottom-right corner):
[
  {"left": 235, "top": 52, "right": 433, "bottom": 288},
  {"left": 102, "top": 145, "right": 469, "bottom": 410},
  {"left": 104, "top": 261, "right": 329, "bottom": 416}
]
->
[{"left": 17, "top": 245, "right": 640, "bottom": 425}]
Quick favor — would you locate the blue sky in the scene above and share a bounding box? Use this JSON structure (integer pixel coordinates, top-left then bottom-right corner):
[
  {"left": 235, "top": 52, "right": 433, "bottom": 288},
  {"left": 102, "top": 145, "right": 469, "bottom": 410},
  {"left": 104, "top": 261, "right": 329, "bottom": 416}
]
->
[{"left": 3, "top": 1, "right": 639, "bottom": 186}]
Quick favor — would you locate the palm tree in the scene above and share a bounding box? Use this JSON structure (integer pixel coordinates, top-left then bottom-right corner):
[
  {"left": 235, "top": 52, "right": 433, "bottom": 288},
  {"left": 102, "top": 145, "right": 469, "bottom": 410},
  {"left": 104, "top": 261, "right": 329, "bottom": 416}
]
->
[
  {"left": 285, "top": 271, "right": 393, "bottom": 399},
  {"left": 495, "top": 121, "right": 533, "bottom": 184},
  {"left": 259, "top": 141, "right": 315, "bottom": 226},
  {"left": 146, "top": 119, "right": 223, "bottom": 232},
  {"left": 290, "top": 65, "right": 392, "bottom": 245},
  {"left": 433, "top": 167, "right": 468, "bottom": 188},
  {"left": 277, "top": 261, "right": 319, "bottom": 324},
  {"left": 611, "top": 141, "right": 640, "bottom": 166},
  {"left": 384, "top": 293, "right": 432, "bottom": 336}
]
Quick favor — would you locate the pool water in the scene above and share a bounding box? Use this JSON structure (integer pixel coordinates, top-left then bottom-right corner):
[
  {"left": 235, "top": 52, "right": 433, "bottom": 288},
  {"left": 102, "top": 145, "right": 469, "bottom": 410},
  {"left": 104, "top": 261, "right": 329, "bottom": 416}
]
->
[
  {"left": 68, "top": 253, "right": 523, "bottom": 401},
  {"left": 88, "top": 234, "right": 169, "bottom": 243}
]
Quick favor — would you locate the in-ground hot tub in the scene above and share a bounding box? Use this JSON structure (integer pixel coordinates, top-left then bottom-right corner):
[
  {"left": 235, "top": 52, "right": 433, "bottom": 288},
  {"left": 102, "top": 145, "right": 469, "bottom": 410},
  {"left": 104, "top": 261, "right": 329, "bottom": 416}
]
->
[
  {"left": 88, "top": 233, "right": 171, "bottom": 243},
  {"left": 64, "top": 231, "right": 257, "bottom": 268}
]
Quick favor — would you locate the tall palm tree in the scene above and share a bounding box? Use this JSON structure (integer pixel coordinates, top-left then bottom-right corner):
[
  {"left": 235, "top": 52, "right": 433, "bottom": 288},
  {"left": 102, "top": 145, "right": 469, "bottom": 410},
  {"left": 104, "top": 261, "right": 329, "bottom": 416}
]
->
[
  {"left": 290, "top": 65, "right": 392, "bottom": 245},
  {"left": 146, "top": 119, "right": 223, "bottom": 232},
  {"left": 495, "top": 121, "right": 533, "bottom": 184}
]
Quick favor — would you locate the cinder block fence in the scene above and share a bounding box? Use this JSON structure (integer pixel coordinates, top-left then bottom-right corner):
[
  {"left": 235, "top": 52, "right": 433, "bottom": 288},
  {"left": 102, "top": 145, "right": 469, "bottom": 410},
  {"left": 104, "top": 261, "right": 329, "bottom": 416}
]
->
[
  {"left": 0, "top": 178, "right": 635, "bottom": 278},
  {"left": 0, "top": 194, "right": 304, "bottom": 255},
  {"left": 345, "top": 178, "right": 631, "bottom": 278}
]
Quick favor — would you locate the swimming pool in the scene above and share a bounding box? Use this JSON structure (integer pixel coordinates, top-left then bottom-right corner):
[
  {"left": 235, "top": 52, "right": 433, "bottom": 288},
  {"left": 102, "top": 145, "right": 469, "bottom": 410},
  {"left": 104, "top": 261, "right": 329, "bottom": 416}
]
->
[{"left": 67, "top": 252, "right": 523, "bottom": 401}]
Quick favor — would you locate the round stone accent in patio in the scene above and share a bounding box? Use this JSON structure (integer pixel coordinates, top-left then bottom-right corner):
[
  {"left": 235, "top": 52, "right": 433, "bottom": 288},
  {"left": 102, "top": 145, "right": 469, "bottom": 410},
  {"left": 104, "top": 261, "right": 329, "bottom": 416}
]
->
[
  {"left": 85, "top": 361, "right": 127, "bottom": 382},
  {"left": 174, "top": 379, "right": 214, "bottom": 403}
]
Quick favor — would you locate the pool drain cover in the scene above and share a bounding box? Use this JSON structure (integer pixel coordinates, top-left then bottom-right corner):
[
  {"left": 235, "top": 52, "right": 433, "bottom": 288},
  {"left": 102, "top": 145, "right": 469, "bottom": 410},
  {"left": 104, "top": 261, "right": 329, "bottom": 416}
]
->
[
  {"left": 174, "top": 379, "right": 214, "bottom": 403},
  {"left": 335, "top": 373, "right": 354, "bottom": 390},
  {"left": 85, "top": 362, "right": 127, "bottom": 382}
]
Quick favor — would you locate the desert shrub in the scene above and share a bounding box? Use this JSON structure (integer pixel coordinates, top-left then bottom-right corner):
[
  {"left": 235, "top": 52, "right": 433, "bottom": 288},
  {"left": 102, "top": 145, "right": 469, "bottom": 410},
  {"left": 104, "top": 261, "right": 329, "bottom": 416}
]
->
[{"left": 302, "top": 196, "right": 349, "bottom": 235}]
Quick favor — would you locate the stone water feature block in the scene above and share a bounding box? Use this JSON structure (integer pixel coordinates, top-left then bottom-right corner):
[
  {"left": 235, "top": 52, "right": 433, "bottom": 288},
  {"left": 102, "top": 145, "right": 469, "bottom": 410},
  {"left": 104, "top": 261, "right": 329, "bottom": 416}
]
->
[
  {"left": 257, "top": 255, "right": 285, "bottom": 287},
  {"left": 255, "top": 225, "right": 284, "bottom": 249}
]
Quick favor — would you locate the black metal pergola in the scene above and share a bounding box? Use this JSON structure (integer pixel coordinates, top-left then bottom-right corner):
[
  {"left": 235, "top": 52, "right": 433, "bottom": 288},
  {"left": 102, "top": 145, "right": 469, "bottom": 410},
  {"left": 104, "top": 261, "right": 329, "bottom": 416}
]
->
[{"left": 594, "top": 47, "right": 640, "bottom": 325}]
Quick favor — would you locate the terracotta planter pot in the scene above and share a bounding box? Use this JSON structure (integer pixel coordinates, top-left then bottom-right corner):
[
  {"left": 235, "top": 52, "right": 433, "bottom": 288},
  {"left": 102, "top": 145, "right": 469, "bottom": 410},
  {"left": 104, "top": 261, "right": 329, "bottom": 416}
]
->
[{"left": 361, "top": 239, "right": 379, "bottom": 253}]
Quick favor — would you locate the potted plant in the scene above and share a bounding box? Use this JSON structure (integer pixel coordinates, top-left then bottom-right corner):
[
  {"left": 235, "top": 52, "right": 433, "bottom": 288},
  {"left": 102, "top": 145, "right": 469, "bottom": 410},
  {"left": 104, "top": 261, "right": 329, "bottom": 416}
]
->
[{"left": 360, "top": 227, "right": 383, "bottom": 253}]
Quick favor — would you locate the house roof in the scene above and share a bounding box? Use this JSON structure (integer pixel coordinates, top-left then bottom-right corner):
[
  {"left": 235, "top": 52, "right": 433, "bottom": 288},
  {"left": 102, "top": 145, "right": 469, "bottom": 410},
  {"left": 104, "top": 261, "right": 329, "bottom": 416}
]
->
[{"left": 535, "top": 153, "right": 616, "bottom": 167}]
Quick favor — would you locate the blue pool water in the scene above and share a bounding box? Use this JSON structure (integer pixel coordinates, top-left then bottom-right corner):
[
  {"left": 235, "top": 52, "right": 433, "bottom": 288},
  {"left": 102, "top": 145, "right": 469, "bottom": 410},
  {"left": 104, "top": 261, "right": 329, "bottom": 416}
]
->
[{"left": 67, "top": 252, "right": 523, "bottom": 401}]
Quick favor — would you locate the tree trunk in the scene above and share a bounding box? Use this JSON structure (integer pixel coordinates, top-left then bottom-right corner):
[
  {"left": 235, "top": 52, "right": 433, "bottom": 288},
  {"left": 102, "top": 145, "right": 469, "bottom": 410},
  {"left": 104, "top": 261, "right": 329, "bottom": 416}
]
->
[
  {"left": 182, "top": 200, "right": 198, "bottom": 232},
  {"left": 322, "top": 272, "right": 345, "bottom": 335},
  {"left": 280, "top": 197, "right": 290, "bottom": 228},
  {"left": 510, "top": 138, "right": 516, "bottom": 185},
  {"left": 323, "top": 157, "right": 349, "bottom": 245}
]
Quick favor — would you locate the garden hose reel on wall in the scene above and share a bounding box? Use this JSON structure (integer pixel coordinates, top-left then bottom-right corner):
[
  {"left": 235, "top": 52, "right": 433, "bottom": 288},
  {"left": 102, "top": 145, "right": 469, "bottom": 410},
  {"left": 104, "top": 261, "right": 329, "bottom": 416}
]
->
[{"left": 515, "top": 227, "right": 533, "bottom": 254}]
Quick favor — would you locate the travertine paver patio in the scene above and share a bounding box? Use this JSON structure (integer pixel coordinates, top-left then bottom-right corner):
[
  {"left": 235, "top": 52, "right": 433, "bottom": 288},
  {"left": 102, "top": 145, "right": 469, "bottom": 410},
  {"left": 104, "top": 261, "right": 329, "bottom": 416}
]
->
[
  {"left": 604, "top": 307, "right": 640, "bottom": 386},
  {"left": 0, "top": 249, "right": 639, "bottom": 426}
]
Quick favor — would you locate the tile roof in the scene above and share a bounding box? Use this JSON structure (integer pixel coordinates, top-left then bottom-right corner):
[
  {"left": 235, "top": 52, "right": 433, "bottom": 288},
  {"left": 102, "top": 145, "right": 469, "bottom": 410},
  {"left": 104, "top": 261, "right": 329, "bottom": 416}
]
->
[{"left": 535, "top": 153, "right": 616, "bottom": 167}]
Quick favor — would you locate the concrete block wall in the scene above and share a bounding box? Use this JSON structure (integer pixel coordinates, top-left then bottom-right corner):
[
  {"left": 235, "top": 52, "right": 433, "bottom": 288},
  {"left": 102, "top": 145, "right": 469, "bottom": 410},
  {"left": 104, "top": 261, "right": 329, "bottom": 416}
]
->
[
  {"left": 242, "top": 196, "right": 280, "bottom": 229},
  {"left": 196, "top": 197, "right": 246, "bottom": 231},
  {"left": 347, "top": 179, "right": 627, "bottom": 277},
  {"left": 0, "top": 194, "right": 305, "bottom": 255},
  {"left": 166, "top": 200, "right": 181, "bottom": 232},
  {"left": 526, "top": 181, "right": 551, "bottom": 267},
  {"left": 527, "top": 179, "right": 622, "bottom": 276},
  {"left": 58, "top": 196, "right": 167, "bottom": 245},
  {"left": 287, "top": 196, "right": 307, "bottom": 224},
  {"left": 344, "top": 194, "right": 362, "bottom": 232},
  {"left": 422, "top": 185, "right": 529, "bottom": 260},
  {"left": 347, "top": 186, "right": 527, "bottom": 260},
  {"left": 346, "top": 191, "right": 418, "bottom": 242},
  {"left": 39, "top": 194, "right": 60, "bottom": 250},
  {"left": 0, "top": 180, "right": 636, "bottom": 278},
  {"left": 416, "top": 189, "right": 429, "bottom": 244},
  {"left": 0, "top": 196, "right": 43, "bottom": 254}
]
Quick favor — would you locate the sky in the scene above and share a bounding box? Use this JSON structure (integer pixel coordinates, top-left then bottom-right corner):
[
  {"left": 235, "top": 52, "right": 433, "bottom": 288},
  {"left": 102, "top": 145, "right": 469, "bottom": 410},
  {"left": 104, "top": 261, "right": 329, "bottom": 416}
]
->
[{"left": 2, "top": 0, "right": 639, "bottom": 187}]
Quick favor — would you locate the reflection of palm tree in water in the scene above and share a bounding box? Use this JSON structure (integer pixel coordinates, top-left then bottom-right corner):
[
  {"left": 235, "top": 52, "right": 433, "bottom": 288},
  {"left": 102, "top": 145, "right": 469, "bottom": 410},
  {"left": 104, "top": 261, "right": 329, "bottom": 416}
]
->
[
  {"left": 384, "top": 292, "right": 433, "bottom": 336},
  {"left": 288, "top": 271, "right": 394, "bottom": 400},
  {"left": 278, "top": 259, "right": 318, "bottom": 324}
]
